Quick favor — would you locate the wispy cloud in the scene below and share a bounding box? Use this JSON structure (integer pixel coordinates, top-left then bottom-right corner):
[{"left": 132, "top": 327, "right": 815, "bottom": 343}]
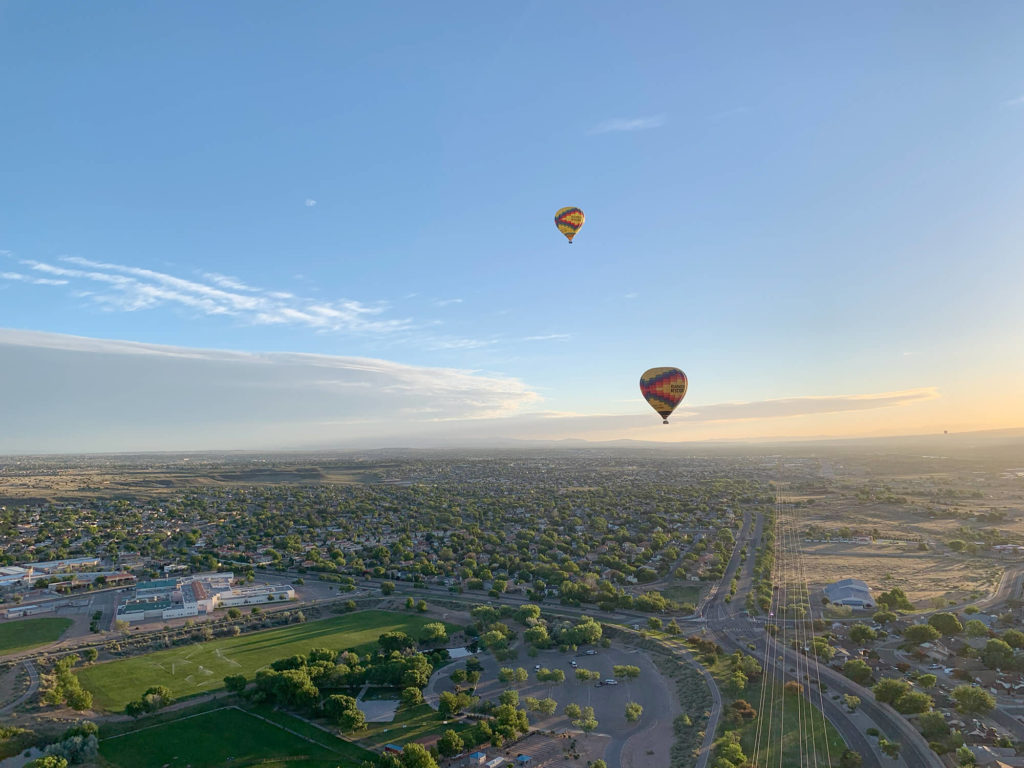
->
[
  {"left": 588, "top": 116, "right": 665, "bottom": 135},
  {"left": 623, "top": 292, "right": 638, "bottom": 300},
  {"left": 681, "top": 388, "right": 939, "bottom": 423},
  {"left": 1003, "top": 95, "right": 1024, "bottom": 107},
  {"left": 15, "top": 255, "right": 411, "bottom": 334},
  {"left": 433, "top": 298, "right": 463, "bottom": 307},
  {"left": 521, "top": 334, "right": 570, "bottom": 342},
  {"left": 304, "top": 198, "right": 318, "bottom": 207},
  {"left": 425, "top": 337, "right": 495, "bottom": 351},
  {"left": 1, "top": 271, "right": 69, "bottom": 286},
  {"left": 0, "top": 329, "right": 542, "bottom": 453}
]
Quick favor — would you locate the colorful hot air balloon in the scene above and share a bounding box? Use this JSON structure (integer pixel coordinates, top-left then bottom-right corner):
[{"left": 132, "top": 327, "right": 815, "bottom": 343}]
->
[
  {"left": 554, "top": 206, "right": 585, "bottom": 243},
  {"left": 640, "top": 367, "right": 688, "bottom": 424}
]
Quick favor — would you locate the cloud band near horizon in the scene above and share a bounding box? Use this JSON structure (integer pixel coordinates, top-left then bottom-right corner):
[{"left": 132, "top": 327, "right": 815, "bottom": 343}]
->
[{"left": 0, "top": 329, "right": 943, "bottom": 454}]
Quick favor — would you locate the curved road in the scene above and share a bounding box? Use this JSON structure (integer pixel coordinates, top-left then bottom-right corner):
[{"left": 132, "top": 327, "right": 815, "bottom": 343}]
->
[{"left": 0, "top": 661, "right": 38, "bottom": 717}]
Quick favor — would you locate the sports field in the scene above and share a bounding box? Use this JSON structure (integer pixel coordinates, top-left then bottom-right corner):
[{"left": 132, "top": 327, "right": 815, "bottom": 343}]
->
[
  {"left": 101, "top": 705, "right": 371, "bottom": 768},
  {"left": 0, "top": 617, "right": 72, "bottom": 655},
  {"left": 79, "top": 610, "right": 455, "bottom": 710}
]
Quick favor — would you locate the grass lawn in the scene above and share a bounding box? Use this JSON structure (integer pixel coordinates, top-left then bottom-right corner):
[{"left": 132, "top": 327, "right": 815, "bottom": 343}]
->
[
  {"left": 249, "top": 706, "right": 375, "bottom": 765},
  {"left": 736, "top": 678, "right": 846, "bottom": 766},
  {"left": 358, "top": 702, "right": 473, "bottom": 752},
  {"left": 661, "top": 584, "right": 703, "bottom": 607},
  {"left": 704, "top": 653, "right": 845, "bottom": 767},
  {"left": 79, "top": 610, "right": 457, "bottom": 711},
  {"left": 0, "top": 617, "right": 72, "bottom": 655},
  {"left": 101, "top": 706, "right": 356, "bottom": 768}
]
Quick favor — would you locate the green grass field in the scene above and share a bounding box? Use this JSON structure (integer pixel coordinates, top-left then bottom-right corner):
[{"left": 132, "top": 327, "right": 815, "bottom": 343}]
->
[
  {"left": 736, "top": 679, "right": 846, "bottom": 766},
  {"left": 358, "top": 702, "right": 473, "bottom": 752},
  {"left": 661, "top": 583, "right": 704, "bottom": 607},
  {"left": 101, "top": 706, "right": 365, "bottom": 768},
  {"left": 79, "top": 610, "right": 456, "bottom": 710},
  {"left": 250, "top": 706, "right": 375, "bottom": 765},
  {"left": 703, "top": 653, "right": 845, "bottom": 767},
  {"left": 0, "top": 617, "right": 72, "bottom": 655}
]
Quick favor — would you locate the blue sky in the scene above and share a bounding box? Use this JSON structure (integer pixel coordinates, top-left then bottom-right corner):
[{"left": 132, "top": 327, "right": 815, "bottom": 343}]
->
[{"left": 3, "top": 2, "right": 1024, "bottom": 451}]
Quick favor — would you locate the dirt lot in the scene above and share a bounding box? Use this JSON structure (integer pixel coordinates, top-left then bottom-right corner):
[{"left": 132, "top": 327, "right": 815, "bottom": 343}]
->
[{"left": 790, "top": 541, "right": 1003, "bottom": 606}]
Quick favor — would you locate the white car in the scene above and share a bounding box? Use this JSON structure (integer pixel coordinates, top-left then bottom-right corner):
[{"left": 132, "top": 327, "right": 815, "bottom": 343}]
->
[
  {"left": 604, "top": 679, "right": 618, "bottom": 685},
  {"left": 535, "top": 665, "right": 541, "bottom": 671}
]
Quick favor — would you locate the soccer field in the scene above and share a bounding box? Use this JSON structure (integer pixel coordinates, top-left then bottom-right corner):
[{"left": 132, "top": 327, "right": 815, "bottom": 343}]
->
[
  {"left": 79, "top": 609, "right": 454, "bottom": 710},
  {"left": 0, "top": 617, "right": 73, "bottom": 655},
  {"left": 101, "top": 705, "right": 370, "bottom": 768}
]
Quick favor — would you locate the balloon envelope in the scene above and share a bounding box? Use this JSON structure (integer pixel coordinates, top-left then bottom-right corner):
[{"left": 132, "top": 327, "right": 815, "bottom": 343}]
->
[
  {"left": 640, "top": 367, "right": 688, "bottom": 423},
  {"left": 555, "top": 207, "right": 585, "bottom": 243}
]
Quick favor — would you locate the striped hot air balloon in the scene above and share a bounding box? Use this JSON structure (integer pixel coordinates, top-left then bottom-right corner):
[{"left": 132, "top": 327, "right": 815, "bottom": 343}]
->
[
  {"left": 640, "top": 367, "right": 688, "bottom": 424},
  {"left": 554, "top": 206, "right": 585, "bottom": 243}
]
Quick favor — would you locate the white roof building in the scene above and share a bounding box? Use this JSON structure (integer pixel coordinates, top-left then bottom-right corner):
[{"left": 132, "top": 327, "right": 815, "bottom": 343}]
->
[{"left": 824, "top": 578, "right": 874, "bottom": 608}]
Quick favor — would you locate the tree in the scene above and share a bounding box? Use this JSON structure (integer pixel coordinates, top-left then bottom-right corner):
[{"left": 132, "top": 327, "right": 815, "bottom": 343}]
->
[
  {"left": 82, "top": 648, "right": 98, "bottom": 663},
  {"left": 873, "top": 678, "right": 911, "bottom": 705},
  {"left": 66, "top": 688, "right": 93, "bottom": 711},
  {"left": 381, "top": 581, "right": 396, "bottom": 595},
  {"left": 1002, "top": 628, "right": 1024, "bottom": 649},
  {"left": 437, "top": 729, "right": 465, "bottom": 757},
  {"left": 416, "top": 600, "right": 428, "bottom": 612},
  {"left": 406, "top": 596, "right": 415, "bottom": 609},
  {"left": 338, "top": 707, "right": 366, "bottom": 732},
  {"left": 873, "top": 610, "right": 898, "bottom": 625},
  {"left": 917, "top": 674, "right": 937, "bottom": 688},
  {"left": 648, "top": 617, "right": 662, "bottom": 631},
  {"left": 918, "top": 711, "right": 949, "bottom": 739},
  {"left": 499, "top": 689, "right": 519, "bottom": 707},
  {"left": 903, "top": 624, "right": 940, "bottom": 645},
  {"left": 849, "top": 624, "right": 877, "bottom": 644},
  {"left": 839, "top": 749, "right": 862, "bottom": 768},
  {"left": 379, "top": 631, "right": 415, "bottom": 654},
  {"left": 981, "top": 638, "right": 1014, "bottom": 669},
  {"left": 928, "top": 612, "right": 963, "bottom": 636},
  {"left": 955, "top": 745, "right": 974, "bottom": 766},
  {"left": 564, "top": 703, "right": 582, "bottom": 719},
  {"left": 400, "top": 743, "right": 439, "bottom": 768},
  {"left": 572, "top": 705, "right": 598, "bottom": 733},
  {"left": 843, "top": 694, "right": 861, "bottom": 711},
  {"left": 783, "top": 681, "right": 804, "bottom": 696},
  {"left": 951, "top": 684, "right": 995, "bottom": 714},
  {"left": 224, "top": 674, "right": 247, "bottom": 693},
  {"left": 876, "top": 587, "right": 913, "bottom": 611},
  {"left": 537, "top": 697, "right": 557, "bottom": 716},
  {"left": 844, "top": 659, "right": 873, "bottom": 685},
  {"left": 401, "top": 686, "right": 423, "bottom": 707},
  {"left": 964, "top": 619, "right": 988, "bottom": 638},
  {"left": 625, "top": 702, "right": 643, "bottom": 722},
  {"left": 227, "top": 607, "right": 242, "bottom": 619},
  {"left": 893, "top": 691, "right": 932, "bottom": 714},
  {"left": 420, "top": 622, "right": 448, "bottom": 644},
  {"left": 726, "top": 670, "right": 748, "bottom": 696},
  {"left": 27, "top": 758, "right": 68, "bottom": 768},
  {"left": 878, "top": 738, "right": 901, "bottom": 759}
]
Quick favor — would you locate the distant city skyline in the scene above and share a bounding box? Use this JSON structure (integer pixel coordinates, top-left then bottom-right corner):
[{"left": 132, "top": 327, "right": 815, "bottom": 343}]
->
[{"left": 3, "top": 2, "right": 1023, "bottom": 453}]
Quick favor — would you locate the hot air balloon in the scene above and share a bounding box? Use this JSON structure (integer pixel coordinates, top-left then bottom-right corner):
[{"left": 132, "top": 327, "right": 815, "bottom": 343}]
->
[
  {"left": 640, "top": 367, "right": 688, "bottom": 424},
  {"left": 554, "top": 206, "right": 584, "bottom": 243}
]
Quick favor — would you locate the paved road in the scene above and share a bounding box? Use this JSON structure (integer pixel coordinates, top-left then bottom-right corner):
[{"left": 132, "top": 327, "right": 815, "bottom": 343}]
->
[
  {"left": 0, "top": 661, "right": 38, "bottom": 717},
  {"left": 694, "top": 502, "right": 943, "bottom": 768}
]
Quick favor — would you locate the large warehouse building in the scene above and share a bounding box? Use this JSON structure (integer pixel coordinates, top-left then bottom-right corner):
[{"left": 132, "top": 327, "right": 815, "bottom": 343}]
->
[{"left": 116, "top": 572, "right": 295, "bottom": 623}]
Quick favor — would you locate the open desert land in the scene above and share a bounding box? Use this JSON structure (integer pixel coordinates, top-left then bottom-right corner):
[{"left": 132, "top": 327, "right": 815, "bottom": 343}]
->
[
  {"left": 0, "top": 453, "right": 387, "bottom": 503},
  {"left": 790, "top": 541, "right": 1003, "bottom": 606}
]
